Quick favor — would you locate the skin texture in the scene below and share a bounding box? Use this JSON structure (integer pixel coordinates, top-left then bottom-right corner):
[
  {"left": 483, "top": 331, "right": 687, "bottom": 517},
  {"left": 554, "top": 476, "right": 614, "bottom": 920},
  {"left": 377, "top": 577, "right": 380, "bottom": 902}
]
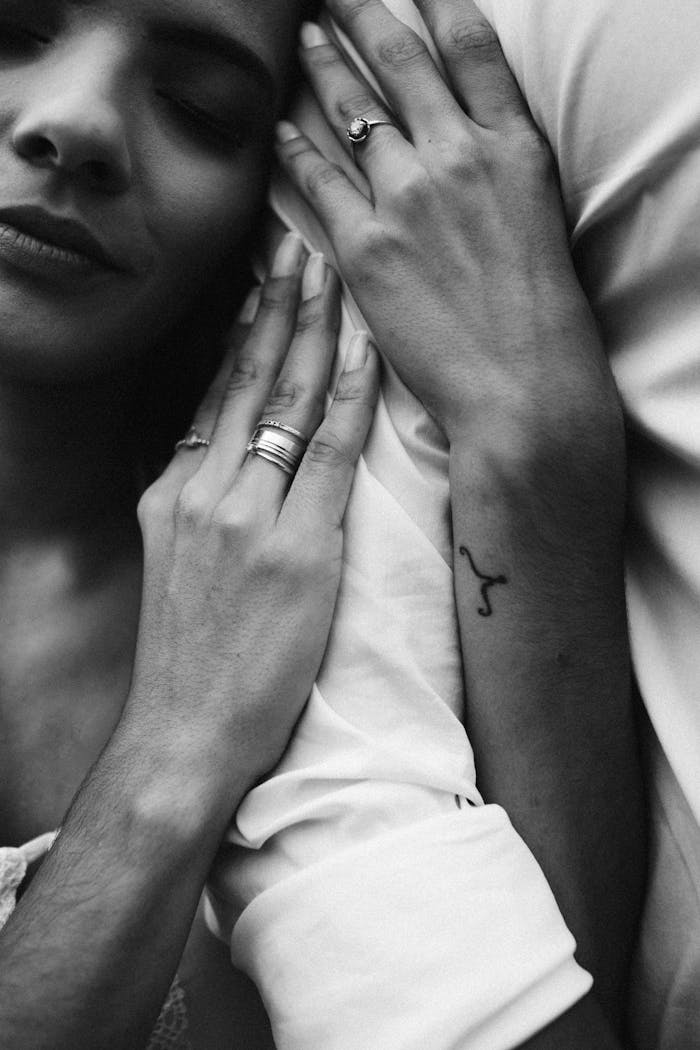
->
[{"left": 278, "top": 0, "right": 645, "bottom": 1044}]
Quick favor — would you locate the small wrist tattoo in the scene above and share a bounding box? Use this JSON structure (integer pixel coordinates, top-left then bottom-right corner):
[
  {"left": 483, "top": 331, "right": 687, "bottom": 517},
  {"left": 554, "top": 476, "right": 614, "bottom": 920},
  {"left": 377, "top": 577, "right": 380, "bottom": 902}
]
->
[{"left": 459, "top": 545, "right": 508, "bottom": 617}]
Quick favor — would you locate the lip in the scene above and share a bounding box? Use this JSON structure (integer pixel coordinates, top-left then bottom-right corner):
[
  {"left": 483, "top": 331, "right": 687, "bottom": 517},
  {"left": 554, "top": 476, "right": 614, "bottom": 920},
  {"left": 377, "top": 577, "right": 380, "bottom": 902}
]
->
[{"left": 0, "top": 205, "right": 130, "bottom": 280}]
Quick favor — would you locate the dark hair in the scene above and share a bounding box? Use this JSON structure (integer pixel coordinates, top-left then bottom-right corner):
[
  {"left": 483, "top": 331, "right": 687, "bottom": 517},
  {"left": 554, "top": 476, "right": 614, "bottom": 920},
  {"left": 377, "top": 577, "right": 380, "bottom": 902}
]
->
[{"left": 300, "top": 0, "right": 325, "bottom": 18}]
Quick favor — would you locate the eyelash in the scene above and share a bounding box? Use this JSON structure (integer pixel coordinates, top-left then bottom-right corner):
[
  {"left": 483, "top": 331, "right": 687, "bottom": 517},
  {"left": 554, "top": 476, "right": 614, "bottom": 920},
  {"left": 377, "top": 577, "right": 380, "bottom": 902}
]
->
[
  {"left": 157, "top": 92, "right": 246, "bottom": 151},
  {"left": 0, "top": 20, "right": 51, "bottom": 54}
]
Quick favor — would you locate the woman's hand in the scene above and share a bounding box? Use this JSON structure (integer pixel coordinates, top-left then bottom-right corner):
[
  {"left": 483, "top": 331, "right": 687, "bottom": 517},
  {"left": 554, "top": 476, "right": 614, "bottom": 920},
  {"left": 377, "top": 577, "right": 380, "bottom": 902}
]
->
[
  {"left": 277, "top": 0, "right": 618, "bottom": 466},
  {"left": 0, "top": 235, "right": 378, "bottom": 1050},
  {"left": 124, "top": 232, "right": 379, "bottom": 818}
]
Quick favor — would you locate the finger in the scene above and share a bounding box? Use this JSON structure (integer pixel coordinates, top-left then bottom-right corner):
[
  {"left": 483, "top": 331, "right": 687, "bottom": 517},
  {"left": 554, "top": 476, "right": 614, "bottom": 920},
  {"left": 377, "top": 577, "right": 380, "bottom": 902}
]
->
[
  {"left": 275, "top": 121, "right": 373, "bottom": 239},
  {"left": 224, "top": 281, "right": 264, "bottom": 361},
  {"left": 325, "top": 0, "right": 461, "bottom": 136},
  {"left": 154, "top": 282, "right": 260, "bottom": 502},
  {"left": 234, "top": 254, "right": 343, "bottom": 509},
  {"left": 412, "top": 0, "right": 529, "bottom": 129},
  {"left": 299, "top": 21, "right": 415, "bottom": 187},
  {"left": 282, "top": 332, "right": 380, "bottom": 531},
  {"left": 187, "top": 283, "right": 262, "bottom": 441},
  {"left": 161, "top": 231, "right": 306, "bottom": 496}
]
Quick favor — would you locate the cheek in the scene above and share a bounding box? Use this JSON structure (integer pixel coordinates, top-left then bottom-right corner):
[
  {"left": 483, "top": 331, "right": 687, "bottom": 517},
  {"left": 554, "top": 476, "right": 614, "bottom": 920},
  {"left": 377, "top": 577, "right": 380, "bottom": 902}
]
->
[{"left": 147, "top": 151, "right": 268, "bottom": 293}]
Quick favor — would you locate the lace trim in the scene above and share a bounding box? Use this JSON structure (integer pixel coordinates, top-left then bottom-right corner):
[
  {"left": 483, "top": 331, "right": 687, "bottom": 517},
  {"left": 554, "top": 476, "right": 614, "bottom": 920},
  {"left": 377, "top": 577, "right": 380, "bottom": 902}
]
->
[
  {"left": 1, "top": 836, "right": 192, "bottom": 1050},
  {"left": 0, "top": 847, "right": 27, "bottom": 929},
  {"left": 147, "top": 975, "right": 193, "bottom": 1050}
]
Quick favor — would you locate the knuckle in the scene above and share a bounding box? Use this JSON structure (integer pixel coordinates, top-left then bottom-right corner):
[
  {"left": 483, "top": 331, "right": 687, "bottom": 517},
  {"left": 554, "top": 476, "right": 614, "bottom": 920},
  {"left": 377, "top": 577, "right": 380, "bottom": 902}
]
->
[
  {"left": 305, "top": 160, "right": 346, "bottom": 199},
  {"left": 210, "top": 501, "right": 249, "bottom": 537},
  {"left": 305, "top": 430, "right": 349, "bottom": 470},
  {"left": 254, "top": 540, "right": 288, "bottom": 580},
  {"left": 259, "top": 274, "right": 297, "bottom": 311},
  {"left": 264, "top": 377, "right": 302, "bottom": 412},
  {"left": 440, "top": 17, "right": 501, "bottom": 61},
  {"left": 346, "top": 222, "right": 399, "bottom": 277},
  {"left": 515, "top": 126, "right": 552, "bottom": 169},
  {"left": 335, "top": 91, "right": 378, "bottom": 125},
  {"left": 437, "top": 134, "right": 473, "bottom": 177},
  {"left": 137, "top": 483, "right": 169, "bottom": 531},
  {"left": 174, "top": 482, "right": 211, "bottom": 527},
  {"left": 294, "top": 295, "right": 325, "bottom": 332},
  {"left": 339, "top": 0, "right": 376, "bottom": 26},
  {"left": 376, "top": 30, "right": 427, "bottom": 70},
  {"left": 389, "top": 165, "right": 432, "bottom": 208},
  {"left": 264, "top": 378, "right": 326, "bottom": 419},
  {"left": 278, "top": 136, "right": 316, "bottom": 165},
  {"left": 455, "top": 133, "right": 492, "bottom": 177},
  {"left": 333, "top": 369, "right": 372, "bottom": 405},
  {"left": 223, "top": 351, "right": 263, "bottom": 396},
  {"left": 304, "top": 41, "right": 343, "bottom": 72}
]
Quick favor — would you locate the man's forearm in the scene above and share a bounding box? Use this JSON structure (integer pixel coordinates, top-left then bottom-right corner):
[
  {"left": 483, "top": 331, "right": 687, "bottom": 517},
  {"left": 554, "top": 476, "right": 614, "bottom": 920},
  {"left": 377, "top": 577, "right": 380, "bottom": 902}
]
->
[
  {"left": 0, "top": 723, "right": 241, "bottom": 1050},
  {"left": 449, "top": 408, "right": 645, "bottom": 1030},
  {"left": 516, "top": 994, "right": 624, "bottom": 1049}
]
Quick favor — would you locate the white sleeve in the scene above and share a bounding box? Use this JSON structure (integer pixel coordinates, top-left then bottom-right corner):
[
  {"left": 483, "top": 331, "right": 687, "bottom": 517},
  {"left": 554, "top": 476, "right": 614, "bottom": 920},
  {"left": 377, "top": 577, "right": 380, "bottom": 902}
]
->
[
  {"left": 208, "top": 808, "right": 587, "bottom": 1050},
  {"left": 204, "top": 4, "right": 591, "bottom": 1046}
]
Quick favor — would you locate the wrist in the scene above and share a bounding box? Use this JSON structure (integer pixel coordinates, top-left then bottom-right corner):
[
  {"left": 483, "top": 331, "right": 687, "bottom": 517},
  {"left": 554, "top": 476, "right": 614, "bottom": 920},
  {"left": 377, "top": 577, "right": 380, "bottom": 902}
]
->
[
  {"left": 442, "top": 285, "right": 620, "bottom": 452},
  {"left": 447, "top": 360, "right": 625, "bottom": 513},
  {"left": 452, "top": 392, "right": 624, "bottom": 483},
  {"left": 448, "top": 402, "right": 627, "bottom": 548},
  {"left": 99, "top": 715, "right": 252, "bottom": 849}
]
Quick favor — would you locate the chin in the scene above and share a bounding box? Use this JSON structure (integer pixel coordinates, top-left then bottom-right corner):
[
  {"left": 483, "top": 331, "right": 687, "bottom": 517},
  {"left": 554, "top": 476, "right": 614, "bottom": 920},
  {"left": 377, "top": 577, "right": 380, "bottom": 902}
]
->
[{"left": 0, "top": 300, "right": 161, "bottom": 387}]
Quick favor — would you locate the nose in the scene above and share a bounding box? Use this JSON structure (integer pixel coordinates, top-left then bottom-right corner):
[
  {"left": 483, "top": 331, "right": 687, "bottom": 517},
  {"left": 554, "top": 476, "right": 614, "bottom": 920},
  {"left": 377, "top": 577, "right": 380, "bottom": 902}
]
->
[{"left": 12, "top": 33, "right": 132, "bottom": 194}]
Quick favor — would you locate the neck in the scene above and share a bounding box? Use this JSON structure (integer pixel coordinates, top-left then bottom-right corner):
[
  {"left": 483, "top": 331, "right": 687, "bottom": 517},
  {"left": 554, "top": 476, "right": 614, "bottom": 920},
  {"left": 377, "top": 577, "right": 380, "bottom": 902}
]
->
[{"left": 0, "top": 372, "right": 143, "bottom": 550}]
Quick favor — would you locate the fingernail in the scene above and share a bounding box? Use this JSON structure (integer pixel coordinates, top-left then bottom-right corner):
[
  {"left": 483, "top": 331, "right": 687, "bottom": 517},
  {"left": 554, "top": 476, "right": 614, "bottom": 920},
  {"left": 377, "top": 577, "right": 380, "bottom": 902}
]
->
[
  {"left": 271, "top": 232, "right": 304, "bottom": 277},
  {"left": 238, "top": 285, "right": 261, "bottom": 324},
  {"left": 301, "top": 252, "right": 326, "bottom": 300},
  {"left": 276, "top": 120, "right": 302, "bottom": 144},
  {"left": 344, "top": 331, "right": 369, "bottom": 372},
  {"left": 300, "top": 22, "right": 330, "bottom": 49}
]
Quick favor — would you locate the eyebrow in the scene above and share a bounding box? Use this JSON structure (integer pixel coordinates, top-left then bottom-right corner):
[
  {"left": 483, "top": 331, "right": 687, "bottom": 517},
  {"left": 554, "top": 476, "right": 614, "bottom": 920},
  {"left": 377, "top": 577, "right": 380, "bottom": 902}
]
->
[
  {"left": 65, "top": 0, "right": 276, "bottom": 102},
  {"left": 151, "top": 23, "right": 276, "bottom": 102}
]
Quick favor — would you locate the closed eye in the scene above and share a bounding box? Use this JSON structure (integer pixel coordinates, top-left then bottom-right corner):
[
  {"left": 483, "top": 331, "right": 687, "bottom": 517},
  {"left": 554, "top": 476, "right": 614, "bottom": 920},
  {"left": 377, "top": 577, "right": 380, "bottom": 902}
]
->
[
  {"left": 156, "top": 91, "right": 246, "bottom": 150},
  {"left": 0, "top": 19, "right": 51, "bottom": 54}
]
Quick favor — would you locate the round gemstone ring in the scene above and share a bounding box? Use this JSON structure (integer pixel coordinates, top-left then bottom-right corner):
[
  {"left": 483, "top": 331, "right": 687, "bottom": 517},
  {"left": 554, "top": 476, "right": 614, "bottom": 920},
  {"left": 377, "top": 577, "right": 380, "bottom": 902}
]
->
[{"left": 346, "top": 116, "right": 395, "bottom": 146}]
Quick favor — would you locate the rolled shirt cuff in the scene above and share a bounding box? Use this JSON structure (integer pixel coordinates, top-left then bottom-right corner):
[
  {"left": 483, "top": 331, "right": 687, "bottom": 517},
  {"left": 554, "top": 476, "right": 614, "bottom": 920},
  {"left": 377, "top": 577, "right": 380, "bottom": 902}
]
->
[{"left": 206, "top": 806, "right": 591, "bottom": 1050}]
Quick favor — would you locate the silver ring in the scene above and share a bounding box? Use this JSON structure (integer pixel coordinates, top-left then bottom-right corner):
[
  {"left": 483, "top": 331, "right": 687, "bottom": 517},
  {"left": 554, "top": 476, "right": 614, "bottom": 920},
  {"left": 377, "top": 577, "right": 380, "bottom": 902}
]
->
[
  {"left": 175, "top": 425, "right": 211, "bottom": 452},
  {"left": 256, "top": 419, "right": 309, "bottom": 444},
  {"left": 248, "top": 446, "right": 297, "bottom": 476},
  {"left": 346, "top": 115, "right": 394, "bottom": 146},
  {"left": 246, "top": 420, "right": 309, "bottom": 477}
]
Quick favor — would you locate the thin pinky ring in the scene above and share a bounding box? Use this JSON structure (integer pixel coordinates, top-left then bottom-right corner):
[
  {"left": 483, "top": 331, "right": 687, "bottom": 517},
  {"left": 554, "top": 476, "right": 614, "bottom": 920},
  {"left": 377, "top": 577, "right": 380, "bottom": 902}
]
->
[{"left": 175, "top": 425, "right": 211, "bottom": 452}]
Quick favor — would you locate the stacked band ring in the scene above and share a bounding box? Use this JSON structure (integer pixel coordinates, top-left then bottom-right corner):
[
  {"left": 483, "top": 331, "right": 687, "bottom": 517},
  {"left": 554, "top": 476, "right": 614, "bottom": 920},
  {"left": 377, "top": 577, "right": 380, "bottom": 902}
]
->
[{"left": 246, "top": 419, "right": 309, "bottom": 476}]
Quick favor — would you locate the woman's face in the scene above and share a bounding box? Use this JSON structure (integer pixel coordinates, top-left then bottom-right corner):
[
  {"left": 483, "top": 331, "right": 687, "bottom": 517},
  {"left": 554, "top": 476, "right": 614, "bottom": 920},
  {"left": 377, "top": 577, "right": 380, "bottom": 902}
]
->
[{"left": 0, "top": 0, "right": 307, "bottom": 381}]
